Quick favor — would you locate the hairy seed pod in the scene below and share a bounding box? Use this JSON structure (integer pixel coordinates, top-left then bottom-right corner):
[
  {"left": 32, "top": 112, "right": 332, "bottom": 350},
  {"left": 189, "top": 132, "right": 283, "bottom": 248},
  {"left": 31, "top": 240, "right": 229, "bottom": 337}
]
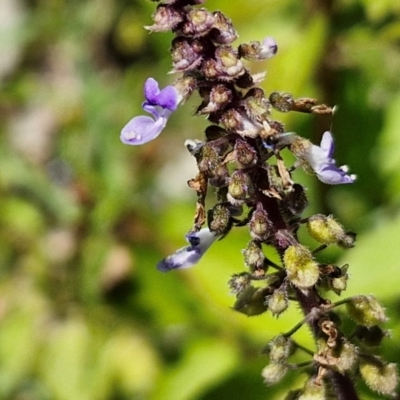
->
[
  {"left": 346, "top": 295, "right": 388, "bottom": 327},
  {"left": 180, "top": 8, "right": 215, "bottom": 37},
  {"left": 249, "top": 203, "right": 271, "bottom": 241},
  {"left": 242, "top": 241, "right": 265, "bottom": 271},
  {"left": 210, "top": 11, "right": 238, "bottom": 44}
]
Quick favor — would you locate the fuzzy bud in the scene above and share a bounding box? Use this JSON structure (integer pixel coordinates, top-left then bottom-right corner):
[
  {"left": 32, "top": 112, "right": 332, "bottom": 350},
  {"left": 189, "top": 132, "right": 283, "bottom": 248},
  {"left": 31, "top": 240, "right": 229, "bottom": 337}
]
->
[
  {"left": 227, "top": 170, "right": 249, "bottom": 205},
  {"left": 346, "top": 295, "right": 388, "bottom": 327},
  {"left": 145, "top": 5, "right": 183, "bottom": 32},
  {"left": 359, "top": 359, "right": 399, "bottom": 396},
  {"left": 283, "top": 244, "right": 320, "bottom": 290},
  {"left": 298, "top": 377, "right": 326, "bottom": 400},
  {"left": 269, "top": 91, "right": 295, "bottom": 112},
  {"left": 197, "top": 143, "right": 220, "bottom": 174},
  {"left": 267, "top": 335, "right": 292, "bottom": 362},
  {"left": 210, "top": 11, "right": 238, "bottom": 44},
  {"left": 249, "top": 203, "right": 271, "bottom": 241},
  {"left": 242, "top": 241, "right": 265, "bottom": 271},
  {"left": 233, "top": 285, "right": 270, "bottom": 316},
  {"left": 266, "top": 286, "right": 289, "bottom": 316},
  {"left": 261, "top": 362, "right": 288, "bottom": 385},
  {"left": 180, "top": 8, "right": 215, "bottom": 37},
  {"left": 306, "top": 214, "right": 346, "bottom": 245},
  {"left": 228, "top": 273, "right": 250, "bottom": 294},
  {"left": 336, "top": 340, "right": 358, "bottom": 372},
  {"left": 170, "top": 37, "right": 204, "bottom": 72}
]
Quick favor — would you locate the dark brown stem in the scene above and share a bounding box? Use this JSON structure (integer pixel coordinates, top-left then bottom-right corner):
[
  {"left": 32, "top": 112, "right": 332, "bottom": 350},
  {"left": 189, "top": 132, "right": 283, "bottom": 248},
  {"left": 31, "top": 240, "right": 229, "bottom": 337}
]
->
[{"left": 329, "top": 370, "right": 360, "bottom": 400}]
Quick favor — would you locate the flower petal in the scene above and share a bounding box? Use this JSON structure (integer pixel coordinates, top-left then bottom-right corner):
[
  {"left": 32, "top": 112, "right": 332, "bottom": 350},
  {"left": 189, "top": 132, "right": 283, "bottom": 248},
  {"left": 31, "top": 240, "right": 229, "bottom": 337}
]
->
[
  {"left": 319, "top": 131, "right": 334, "bottom": 158},
  {"left": 156, "top": 85, "right": 179, "bottom": 110},
  {"left": 120, "top": 115, "right": 166, "bottom": 145},
  {"left": 156, "top": 228, "right": 218, "bottom": 272},
  {"left": 143, "top": 77, "right": 160, "bottom": 103},
  {"left": 260, "top": 37, "right": 278, "bottom": 59},
  {"left": 317, "top": 164, "right": 356, "bottom": 185}
]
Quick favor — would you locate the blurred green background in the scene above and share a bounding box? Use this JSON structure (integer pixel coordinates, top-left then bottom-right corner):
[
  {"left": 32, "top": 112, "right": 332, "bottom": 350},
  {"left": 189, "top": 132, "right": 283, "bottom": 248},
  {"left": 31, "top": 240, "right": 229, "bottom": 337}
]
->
[{"left": 0, "top": 0, "right": 400, "bottom": 399}]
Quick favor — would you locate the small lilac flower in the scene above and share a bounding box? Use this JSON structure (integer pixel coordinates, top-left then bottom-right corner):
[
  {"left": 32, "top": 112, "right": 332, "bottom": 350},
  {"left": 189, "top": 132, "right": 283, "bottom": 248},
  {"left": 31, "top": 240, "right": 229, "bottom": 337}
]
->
[
  {"left": 259, "top": 37, "right": 278, "bottom": 59},
  {"left": 303, "top": 131, "right": 356, "bottom": 185},
  {"left": 157, "top": 228, "right": 218, "bottom": 272},
  {"left": 121, "top": 77, "right": 180, "bottom": 145}
]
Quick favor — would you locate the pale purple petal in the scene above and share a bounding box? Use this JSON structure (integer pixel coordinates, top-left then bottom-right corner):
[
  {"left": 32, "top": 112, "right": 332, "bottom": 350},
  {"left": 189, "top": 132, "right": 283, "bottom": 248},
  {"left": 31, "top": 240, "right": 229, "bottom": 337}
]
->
[
  {"left": 157, "top": 228, "right": 218, "bottom": 272},
  {"left": 303, "top": 131, "right": 355, "bottom": 185},
  {"left": 120, "top": 115, "right": 167, "bottom": 145},
  {"left": 156, "top": 86, "right": 179, "bottom": 110},
  {"left": 260, "top": 37, "right": 278, "bottom": 59},
  {"left": 143, "top": 78, "right": 160, "bottom": 103}
]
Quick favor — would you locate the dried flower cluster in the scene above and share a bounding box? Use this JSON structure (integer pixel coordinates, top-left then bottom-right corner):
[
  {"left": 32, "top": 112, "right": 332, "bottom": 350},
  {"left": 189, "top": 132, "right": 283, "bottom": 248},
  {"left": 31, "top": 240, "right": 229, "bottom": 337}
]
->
[{"left": 121, "top": 0, "right": 398, "bottom": 398}]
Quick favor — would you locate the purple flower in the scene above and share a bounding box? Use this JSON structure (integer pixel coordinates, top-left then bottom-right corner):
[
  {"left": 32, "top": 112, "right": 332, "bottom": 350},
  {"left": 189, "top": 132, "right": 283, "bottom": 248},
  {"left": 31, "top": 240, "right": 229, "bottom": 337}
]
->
[
  {"left": 157, "top": 228, "right": 218, "bottom": 272},
  {"left": 121, "top": 78, "right": 180, "bottom": 145},
  {"left": 304, "top": 131, "right": 356, "bottom": 185},
  {"left": 259, "top": 37, "right": 278, "bottom": 59}
]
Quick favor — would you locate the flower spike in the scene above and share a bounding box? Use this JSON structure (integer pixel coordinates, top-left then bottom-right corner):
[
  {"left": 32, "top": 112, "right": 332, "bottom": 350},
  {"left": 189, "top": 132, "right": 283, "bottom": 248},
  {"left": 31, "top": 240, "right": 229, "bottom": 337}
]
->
[
  {"left": 121, "top": 78, "right": 179, "bottom": 145},
  {"left": 157, "top": 228, "right": 218, "bottom": 272}
]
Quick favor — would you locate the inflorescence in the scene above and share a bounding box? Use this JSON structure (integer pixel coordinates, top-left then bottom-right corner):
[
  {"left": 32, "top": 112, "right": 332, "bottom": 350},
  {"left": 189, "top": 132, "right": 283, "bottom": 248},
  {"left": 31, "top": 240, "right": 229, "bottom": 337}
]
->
[{"left": 121, "top": 0, "right": 398, "bottom": 398}]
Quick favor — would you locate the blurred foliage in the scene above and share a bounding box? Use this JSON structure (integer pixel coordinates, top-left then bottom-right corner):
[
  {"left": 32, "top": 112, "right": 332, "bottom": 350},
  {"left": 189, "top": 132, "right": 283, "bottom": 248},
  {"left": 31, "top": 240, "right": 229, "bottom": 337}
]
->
[{"left": 0, "top": 0, "right": 399, "bottom": 399}]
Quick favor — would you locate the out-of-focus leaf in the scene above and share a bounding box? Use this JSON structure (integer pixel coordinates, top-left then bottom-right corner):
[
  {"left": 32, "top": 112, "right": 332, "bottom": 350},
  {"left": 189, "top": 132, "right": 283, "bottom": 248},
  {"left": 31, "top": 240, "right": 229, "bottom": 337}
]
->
[{"left": 153, "top": 337, "right": 239, "bottom": 400}]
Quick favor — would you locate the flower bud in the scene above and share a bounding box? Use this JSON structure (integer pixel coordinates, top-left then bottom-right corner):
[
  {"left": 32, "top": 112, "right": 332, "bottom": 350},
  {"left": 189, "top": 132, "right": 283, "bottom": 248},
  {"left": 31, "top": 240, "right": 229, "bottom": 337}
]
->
[
  {"left": 267, "top": 335, "right": 292, "bottom": 362},
  {"left": 234, "top": 139, "right": 258, "bottom": 166},
  {"left": 266, "top": 286, "right": 289, "bottom": 316},
  {"left": 145, "top": 5, "right": 183, "bottom": 32},
  {"left": 359, "top": 359, "right": 399, "bottom": 396},
  {"left": 233, "top": 285, "right": 270, "bottom": 316},
  {"left": 228, "top": 273, "right": 250, "bottom": 294},
  {"left": 210, "top": 11, "right": 238, "bottom": 44},
  {"left": 170, "top": 37, "right": 204, "bottom": 72},
  {"left": 283, "top": 244, "right": 319, "bottom": 290},
  {"left": 242, "top": 241, "right": 265, "bottom": 271},
  {"left": 336, "top": 340, "right": 358, "bottom": 372},
  {"left": 298, "top": 377, "right": 326, "bottom": 400},
  {"left": 249, "top": 203, "right": 271, "bottom": 241},
  {"left": 306, "top": 214, "right": 345, "bottom": 245},
  {"left": 207, "top": 204, "right": 231, "bottom": 235},
  {"left": 346, "top": 295, "right": 388, "bottom": 327},
  {"left": 227, "top": 170, "right": 249, "bottom": 205},
  {"left": 261, "top": 362, "right": 288, "bottom": 385},
  {"left": 180, "top": 8, "right": 215, "bottom": 37}
]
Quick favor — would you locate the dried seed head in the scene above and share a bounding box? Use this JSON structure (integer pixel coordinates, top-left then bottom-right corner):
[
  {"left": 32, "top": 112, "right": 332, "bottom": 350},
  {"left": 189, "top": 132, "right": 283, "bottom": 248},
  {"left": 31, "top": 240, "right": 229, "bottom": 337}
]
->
[
  {"left": 249, "top": 203, "right": 271, "bottom": 241},
  {"left": 284, "top": 244, "right": 320, "bottom": 289},
  {"left": 234, "top": 139, "right": 258, "bottom": 166},
  {"left": 306, "top": 214, "right": 345, "bottom": 245},
  {"left": 269, "top": 91, "right": 295, "bottom": 112},
  {"left": 180, "top": 8, "right": 215, "bottom": 37},
  {"left": 266, "top": 286, "right": 289, "bottom": 316},
  {"left": 359, "top": 359, "right": 399, "bottom": 397},
  {"left": 346, "top": 295, "right": 388, "bottom": 327},
  {"left": 227, "top": 170, "right": 249, "bottom": 204},
  {"left": 242, "top": 241, "right": 265, "bottom": 271},
  {"left": 170, "top": 37, "right": 204, "bottom": 72},
  {"left": 207, "top": 204, "right": 231, "bottom": 235},
  {"left": 210, "top": 11, "right": 238, "bottom": 44},
  {"left": 261, "top": 362, "right": 289, "bottom": 385},
  {"left": 198, "top": 84, "right": 233, "bottom": 114},
  {"left": 145, "top": 5, "right": 183, "bottom": 32}
]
